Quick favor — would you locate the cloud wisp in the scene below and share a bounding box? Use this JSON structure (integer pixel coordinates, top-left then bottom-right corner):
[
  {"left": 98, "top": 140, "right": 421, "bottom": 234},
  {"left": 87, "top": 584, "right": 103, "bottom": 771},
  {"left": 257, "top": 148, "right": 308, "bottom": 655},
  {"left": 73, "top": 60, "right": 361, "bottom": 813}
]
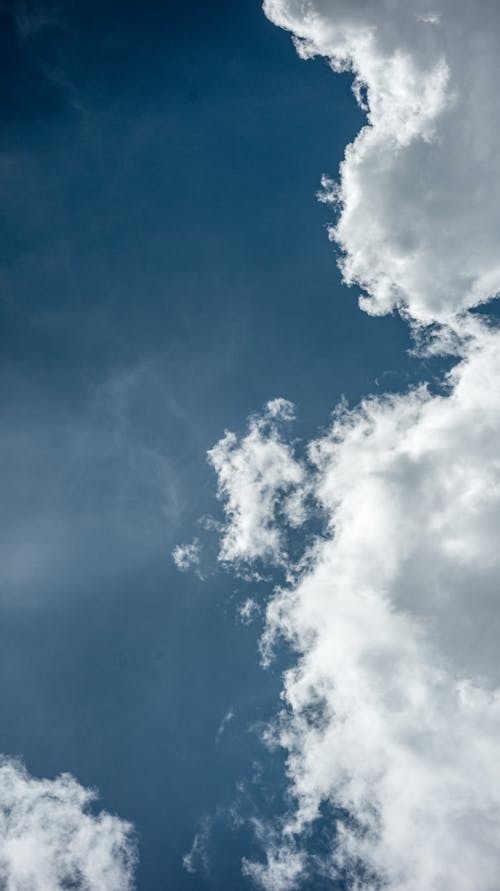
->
[{"left": 189, "top": 3, "right": 500, "bottom": 889}]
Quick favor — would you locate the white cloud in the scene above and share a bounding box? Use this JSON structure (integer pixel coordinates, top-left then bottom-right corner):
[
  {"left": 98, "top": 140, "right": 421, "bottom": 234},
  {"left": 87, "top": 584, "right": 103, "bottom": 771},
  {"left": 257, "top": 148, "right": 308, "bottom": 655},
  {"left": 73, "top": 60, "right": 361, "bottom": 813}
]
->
[
  {"left": 209, "top": 319, "right": 500, "bottom": 890},
  {"left": 172, "top": 538, "right": 201, "bottom": 572},
  {"left": 207, "top": 401, "right": 306, "bottom": 566},
  {"left": 242, "top": 838, "right": 305, "bottom": 891},
  {"left": 0, "top": 758, "right": 136, "bottom": 891},
  {"left": 239, "top": 597, "right": 260, "bottom": 625},
  {"left": 264, "top": 0, "right": 500, "bottom": 323},
  {"left": 186, "top": 3, "right": 500, "bottom": 888}
]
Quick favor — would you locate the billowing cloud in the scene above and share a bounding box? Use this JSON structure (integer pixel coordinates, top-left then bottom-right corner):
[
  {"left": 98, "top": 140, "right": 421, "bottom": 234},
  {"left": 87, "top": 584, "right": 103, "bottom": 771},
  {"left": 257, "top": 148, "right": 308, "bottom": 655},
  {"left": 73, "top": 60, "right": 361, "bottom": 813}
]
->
[
  {"left": 172, "top": 538, "right": 201, "bottom": 572},
  {"left": 181, "top": 3, "right": 500, "bottom": 888},
  {"left": 0, "top": 758, "right": 136, "bottom": 891},
  {"left": 209, "top": 319, "right": 500, "bottom": 890},
  {"left": 264, "top": 0, "right": 500, "bottom": 323}
]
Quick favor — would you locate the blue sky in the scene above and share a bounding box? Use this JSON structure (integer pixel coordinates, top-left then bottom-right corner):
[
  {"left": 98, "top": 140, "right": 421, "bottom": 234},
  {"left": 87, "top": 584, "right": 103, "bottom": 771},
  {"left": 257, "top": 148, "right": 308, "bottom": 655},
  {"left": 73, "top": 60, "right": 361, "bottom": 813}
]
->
[
  {"left": 3, "top": 2, "right": 496, "bottom": 890},
  {"left": 0, "top": 3, "right": 406, "bottom": 888}
]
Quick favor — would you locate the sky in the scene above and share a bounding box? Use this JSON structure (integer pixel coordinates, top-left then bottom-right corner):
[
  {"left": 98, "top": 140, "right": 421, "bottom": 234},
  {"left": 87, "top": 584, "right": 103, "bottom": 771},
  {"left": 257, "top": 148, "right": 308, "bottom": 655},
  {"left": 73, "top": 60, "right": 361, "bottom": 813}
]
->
[{"left": 2, "top": 2, "right": 500, "bottom": 890}]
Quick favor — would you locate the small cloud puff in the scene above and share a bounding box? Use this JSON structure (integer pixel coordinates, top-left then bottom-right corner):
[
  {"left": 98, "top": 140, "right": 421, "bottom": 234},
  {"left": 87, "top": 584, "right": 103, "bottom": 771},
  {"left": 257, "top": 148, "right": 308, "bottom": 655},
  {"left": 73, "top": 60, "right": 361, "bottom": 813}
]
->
[
  {"left": 207, "top": 402, "right": 307, "bottom": 566},
  {"left": 239, "top": 598, "right": 260, "bottom": 625},
  {"left": 172, "top": 538, "right": 201, "bottom": 572}
]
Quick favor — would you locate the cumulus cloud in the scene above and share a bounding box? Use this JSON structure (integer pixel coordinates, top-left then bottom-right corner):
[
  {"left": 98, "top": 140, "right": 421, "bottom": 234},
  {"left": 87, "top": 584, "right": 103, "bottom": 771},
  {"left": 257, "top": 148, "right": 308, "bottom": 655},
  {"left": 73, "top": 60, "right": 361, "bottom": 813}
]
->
[
  {"left": 264, "top": 0, "right": 500, "bottom": 323},
  {"left": 0, "top": 758, "right": 136, "bottom": 891},
  {"left": 182, "top": 815, "right": 212, "bottom": 876},
  {"left": 208, "top": 320, "right": 500, "bottom": 890},
  {"left": 207, "top": 400, "right": 306, "bottom": 566},
  {"left": 224, "top": 361, "right": 493, "bottom": 882},
  {"left": 188, "top": 3, "right": 500, "bottom": 889}
]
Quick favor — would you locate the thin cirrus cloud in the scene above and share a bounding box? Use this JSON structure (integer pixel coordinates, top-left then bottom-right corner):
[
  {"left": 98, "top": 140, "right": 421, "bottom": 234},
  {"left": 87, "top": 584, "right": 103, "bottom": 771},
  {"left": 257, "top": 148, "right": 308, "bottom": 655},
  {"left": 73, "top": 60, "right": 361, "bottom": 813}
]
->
[
  {"left": 187, "top": 2, "right": 500, "bottom": 890},
  {"left": 0, "top": 758, "right": 136, "bottom": 891}
]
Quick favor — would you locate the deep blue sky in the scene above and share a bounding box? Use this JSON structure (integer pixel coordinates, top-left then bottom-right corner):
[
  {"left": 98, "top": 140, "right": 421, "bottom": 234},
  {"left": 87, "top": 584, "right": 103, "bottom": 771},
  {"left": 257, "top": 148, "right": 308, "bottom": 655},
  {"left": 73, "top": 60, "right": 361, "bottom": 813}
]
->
[{"left": 0, "top": 2, "right": 430, "bottom": 888}]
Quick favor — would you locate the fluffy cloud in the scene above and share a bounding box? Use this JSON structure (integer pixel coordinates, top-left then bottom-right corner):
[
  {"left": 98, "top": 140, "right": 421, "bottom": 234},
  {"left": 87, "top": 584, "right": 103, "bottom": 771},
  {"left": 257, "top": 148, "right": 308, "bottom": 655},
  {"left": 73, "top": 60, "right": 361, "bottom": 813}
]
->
[
  {"left": 209, "top": 319, "right": 500, "bottom": 890},
  {"left": 172, "top": 538, "right": 201, "bottom": 572},
  {"left": 0, "top": 758, "right": 136, "bottom": 891},
  {"left": 264, "top": 0, "right": 500, "bottom": 323},
  {"left": 194, "top": 3, "right": 500, "bottom": 888},
  {"left": 207, "top": 399, "right": 306, "bottom": 566}
]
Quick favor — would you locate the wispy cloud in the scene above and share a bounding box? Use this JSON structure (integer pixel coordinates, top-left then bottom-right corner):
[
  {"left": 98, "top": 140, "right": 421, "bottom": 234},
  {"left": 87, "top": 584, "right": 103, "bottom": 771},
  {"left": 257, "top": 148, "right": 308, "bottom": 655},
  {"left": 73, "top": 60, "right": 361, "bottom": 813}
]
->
[
  {"left": 172, "top": 538, "right": 202, "bottom": 572},
  {"left": 238, "top": 597, "right": 260, "bottom": 625},
  {"left": 242, "top": 825, "right": 305, "bottom": 891},
  {"left": 216, "top": 708, "right": 236, "bottom": 743},
  {"left": 182, "top": 815, "right": 212, "bottom": 876}
]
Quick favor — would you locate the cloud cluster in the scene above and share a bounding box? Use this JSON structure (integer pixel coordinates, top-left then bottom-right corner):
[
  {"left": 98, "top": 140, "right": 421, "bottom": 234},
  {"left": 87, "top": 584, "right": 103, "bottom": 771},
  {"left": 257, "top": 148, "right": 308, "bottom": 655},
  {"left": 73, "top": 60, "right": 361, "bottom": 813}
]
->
[
  {"left": 0, "top": 758, "right": 136, "bottom": 891},
  {"left": 179, "top": 4, "right": 500, "bottom": 888},
  {"left": 209, "top": 319, "right": 500, "bottom": 890},
  {"left": 264, "top": 0, "right": 500, "bottom": 323}
]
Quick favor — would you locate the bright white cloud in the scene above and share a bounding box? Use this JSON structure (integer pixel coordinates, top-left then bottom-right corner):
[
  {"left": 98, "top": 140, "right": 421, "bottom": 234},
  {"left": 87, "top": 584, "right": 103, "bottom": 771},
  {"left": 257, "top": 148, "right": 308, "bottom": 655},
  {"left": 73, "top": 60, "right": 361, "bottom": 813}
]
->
[
  {"left": 264, "top": 0, "right": 500, "bottom": 323},
  {"left": 207, "top": 400, "right": 306, "bottom": 566},
  {"left": 191, "top": 3, "right": 500, "bottom": 888},
  {"left": 0, "top": 758, "right": 136, "bottom": 891},
  {"left": 209, "top": 319, "right": 500, "bottom": 890}
]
